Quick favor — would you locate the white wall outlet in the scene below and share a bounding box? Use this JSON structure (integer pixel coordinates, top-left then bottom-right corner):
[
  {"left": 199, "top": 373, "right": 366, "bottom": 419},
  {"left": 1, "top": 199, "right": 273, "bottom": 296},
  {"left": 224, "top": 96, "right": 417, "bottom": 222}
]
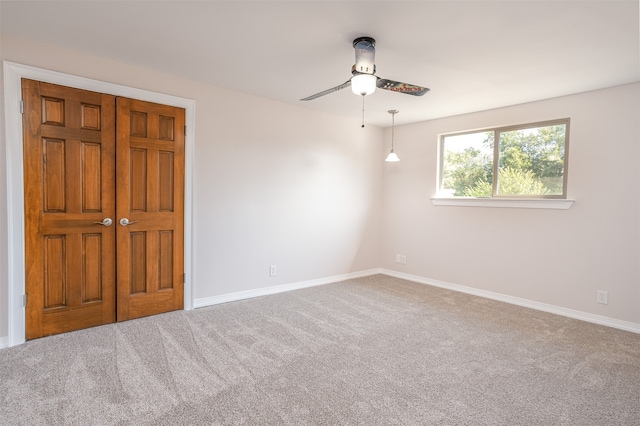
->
[
  {"left": 596, "top": 290, "right": 608, "bottom": 305},
  {"left": 395, "top": 254, "right": 407, "bottom": 265},
  {"left": 270, "top": 265, "right": 277, "bottom": 277}
]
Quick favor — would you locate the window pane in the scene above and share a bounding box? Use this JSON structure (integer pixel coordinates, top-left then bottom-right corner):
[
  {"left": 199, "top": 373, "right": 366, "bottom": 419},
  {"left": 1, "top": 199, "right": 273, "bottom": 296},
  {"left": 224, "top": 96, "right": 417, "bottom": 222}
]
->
[
  {"left": 497, "top": 124, "right": 566, "bottom": 196},
  {"left": 441, "top": 131, "right": 494, "bottom": 197}
]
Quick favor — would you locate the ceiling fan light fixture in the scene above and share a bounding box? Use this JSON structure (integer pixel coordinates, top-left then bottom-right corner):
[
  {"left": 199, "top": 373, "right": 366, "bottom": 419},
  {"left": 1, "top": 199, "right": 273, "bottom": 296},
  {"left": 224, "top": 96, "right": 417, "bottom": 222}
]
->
[{"left": 351, "top": 73, "right": 377, "bottom": 96}]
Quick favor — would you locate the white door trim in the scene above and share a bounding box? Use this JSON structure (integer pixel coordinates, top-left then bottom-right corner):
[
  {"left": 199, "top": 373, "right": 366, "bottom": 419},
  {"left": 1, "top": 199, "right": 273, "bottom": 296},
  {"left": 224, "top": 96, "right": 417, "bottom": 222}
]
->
[{"left": 3, "top": 61, "right": 196, "bottom": 347}]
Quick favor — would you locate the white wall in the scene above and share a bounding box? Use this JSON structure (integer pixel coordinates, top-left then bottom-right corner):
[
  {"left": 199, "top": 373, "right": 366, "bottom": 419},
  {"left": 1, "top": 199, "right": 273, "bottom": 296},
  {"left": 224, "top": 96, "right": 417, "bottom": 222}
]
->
[
  {"left": 0, "top": 34, "right": 384, "bottom": 340},
  {"left": 382, "top": 83, "right": 640, "bottom": 324},
  {"left": 0, "top": 50, "right": 6, "bottom": 340}
]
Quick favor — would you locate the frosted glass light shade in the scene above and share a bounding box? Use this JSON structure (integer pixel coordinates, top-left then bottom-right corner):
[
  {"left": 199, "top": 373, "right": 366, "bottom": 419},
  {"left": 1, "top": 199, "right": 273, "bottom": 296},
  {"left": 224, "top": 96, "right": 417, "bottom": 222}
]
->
[
  {"left": 385, "top": 149, "right": 400, "bottom": 162},
  {"left": 351, "top": 74, "right": 377, "bottom": 96}
]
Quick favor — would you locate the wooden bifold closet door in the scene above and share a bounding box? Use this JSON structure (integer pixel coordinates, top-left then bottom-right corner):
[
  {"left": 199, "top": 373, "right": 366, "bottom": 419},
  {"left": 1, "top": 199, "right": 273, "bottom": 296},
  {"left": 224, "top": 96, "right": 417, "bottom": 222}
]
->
[{"left": 22, "top": 79, "right": 185, "bottom": 340}]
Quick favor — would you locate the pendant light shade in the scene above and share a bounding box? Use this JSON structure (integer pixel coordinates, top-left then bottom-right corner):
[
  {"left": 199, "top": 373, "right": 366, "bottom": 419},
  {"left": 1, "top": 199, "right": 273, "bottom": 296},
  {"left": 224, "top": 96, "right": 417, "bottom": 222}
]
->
[
  {"left": 385, "top": 149, "right": 400, "bottom": 162},
  {"left": 385, "top": 109, "right": 400, "bottom": 162},
  {"left": 351, "top": 74, "right": 377, "bottom": 96}
]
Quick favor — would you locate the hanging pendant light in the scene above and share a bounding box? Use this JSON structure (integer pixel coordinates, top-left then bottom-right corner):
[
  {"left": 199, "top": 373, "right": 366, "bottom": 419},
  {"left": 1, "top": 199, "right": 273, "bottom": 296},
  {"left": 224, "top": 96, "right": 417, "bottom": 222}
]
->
[{"left": 385, "top": 109, "right": 400, "bottom": 162}]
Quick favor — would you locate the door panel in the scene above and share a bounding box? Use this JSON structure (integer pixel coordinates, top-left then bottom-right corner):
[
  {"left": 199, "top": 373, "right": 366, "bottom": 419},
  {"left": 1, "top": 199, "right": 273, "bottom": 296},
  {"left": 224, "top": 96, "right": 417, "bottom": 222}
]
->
[
  {"left": 23, "top": 79, "right": 185, "bottom": 338},
  {"left": 23, "top": 79, "right": 116, "bottom": 339},
  {"left": 116, "top": 98, "right": 185, "bottom": 321}
]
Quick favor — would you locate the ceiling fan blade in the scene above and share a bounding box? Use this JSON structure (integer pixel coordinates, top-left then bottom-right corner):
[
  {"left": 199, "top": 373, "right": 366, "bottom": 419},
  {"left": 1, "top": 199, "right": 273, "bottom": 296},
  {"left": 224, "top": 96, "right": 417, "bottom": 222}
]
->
[
  {"left": 300, "top": 79, "right": 352, "bottom": 101},
  {"left": 377, "top": 78, "right": 430, "bottom": 96}
]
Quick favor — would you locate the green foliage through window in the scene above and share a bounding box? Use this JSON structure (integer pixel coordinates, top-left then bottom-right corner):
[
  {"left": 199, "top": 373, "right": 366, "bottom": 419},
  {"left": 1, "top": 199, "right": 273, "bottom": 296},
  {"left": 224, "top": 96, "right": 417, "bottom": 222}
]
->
[{"left": 439, "top": 119, "right": 569, "bottom": 198}]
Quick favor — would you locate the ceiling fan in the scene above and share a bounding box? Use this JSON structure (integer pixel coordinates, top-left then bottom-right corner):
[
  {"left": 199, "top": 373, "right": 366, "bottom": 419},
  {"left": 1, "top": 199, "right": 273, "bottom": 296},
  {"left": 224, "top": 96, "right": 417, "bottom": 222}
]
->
[{"left": 300, "top": 36, "right": 430, "bottom": 101}]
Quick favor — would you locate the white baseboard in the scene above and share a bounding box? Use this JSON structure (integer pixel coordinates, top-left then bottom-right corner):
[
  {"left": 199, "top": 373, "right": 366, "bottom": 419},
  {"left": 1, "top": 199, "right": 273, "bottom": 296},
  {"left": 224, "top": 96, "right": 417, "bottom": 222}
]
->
[
  {"left": 0, "top": 336, "right": 8, "bottom": 349},
  {"left": 193, "top": 268, "right": 382, "bottom": 309},
  {"left": 380, "top": 269, "right": 640, "bottom": 334}
]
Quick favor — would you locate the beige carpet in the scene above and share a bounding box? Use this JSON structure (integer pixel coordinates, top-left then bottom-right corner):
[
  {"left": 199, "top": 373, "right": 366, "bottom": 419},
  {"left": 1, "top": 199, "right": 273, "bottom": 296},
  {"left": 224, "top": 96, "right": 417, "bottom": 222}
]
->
[{"left": 1, "top": 274, "right": 639, "bottom": 425}]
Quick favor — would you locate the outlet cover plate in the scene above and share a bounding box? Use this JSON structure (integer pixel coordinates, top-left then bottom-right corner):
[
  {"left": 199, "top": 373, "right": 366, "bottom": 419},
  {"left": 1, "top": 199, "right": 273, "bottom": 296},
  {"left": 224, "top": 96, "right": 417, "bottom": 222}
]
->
[
  {"left": 395, "top": 254, "right": 407, "bottom": 265},
  {"left": 596, "top": 290, "right": 608, "bottom": 304}
]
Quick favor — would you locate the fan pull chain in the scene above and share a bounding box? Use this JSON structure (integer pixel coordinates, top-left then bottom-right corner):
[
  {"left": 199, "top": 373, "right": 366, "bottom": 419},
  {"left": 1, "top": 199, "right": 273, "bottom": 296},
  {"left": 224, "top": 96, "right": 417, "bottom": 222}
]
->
[{"left": 361, "top": 95, "right": 365, "bottom": 128}]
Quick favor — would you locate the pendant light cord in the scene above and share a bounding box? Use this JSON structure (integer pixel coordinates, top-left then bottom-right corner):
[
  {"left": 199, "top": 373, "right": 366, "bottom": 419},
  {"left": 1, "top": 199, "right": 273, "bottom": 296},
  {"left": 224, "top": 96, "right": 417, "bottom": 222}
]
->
[
  {"left": 391, "top": 112, "right": 395, "bottom": 150},
  {"left": 361, "top": 95, "right": 365, "bottom": 128}
]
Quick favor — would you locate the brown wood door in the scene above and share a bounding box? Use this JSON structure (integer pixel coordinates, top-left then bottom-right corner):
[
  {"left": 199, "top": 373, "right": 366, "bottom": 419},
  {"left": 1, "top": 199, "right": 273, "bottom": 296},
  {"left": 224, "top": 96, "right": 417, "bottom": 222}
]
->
[
  {"left": 115, "top": 98, "right": 185, "bottom": 321},
  {"left": 22, "top": 80, "right": 185, "bottom": 339},
  {"left": 22, "top": 79, "right": 117, "bottom": 339}
]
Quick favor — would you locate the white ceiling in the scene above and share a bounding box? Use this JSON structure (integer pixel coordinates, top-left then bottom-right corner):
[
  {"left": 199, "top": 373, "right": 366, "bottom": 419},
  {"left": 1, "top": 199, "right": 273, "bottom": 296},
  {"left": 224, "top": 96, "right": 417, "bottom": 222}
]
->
[{"left": 1, "top": 1, "right": 638, "bottom": 127}]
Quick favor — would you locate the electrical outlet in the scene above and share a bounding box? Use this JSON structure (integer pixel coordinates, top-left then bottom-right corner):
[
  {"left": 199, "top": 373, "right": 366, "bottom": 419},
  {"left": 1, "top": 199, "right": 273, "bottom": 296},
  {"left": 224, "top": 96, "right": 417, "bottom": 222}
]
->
[
  {"left": 270, "top": 265, "right": 277, "bottom": 277},
  {"left": 396, "top": 254, "right": 407, "bottom": 265},
  {"left": 596, "top": 290, "right": 608, "bottom": 305}
]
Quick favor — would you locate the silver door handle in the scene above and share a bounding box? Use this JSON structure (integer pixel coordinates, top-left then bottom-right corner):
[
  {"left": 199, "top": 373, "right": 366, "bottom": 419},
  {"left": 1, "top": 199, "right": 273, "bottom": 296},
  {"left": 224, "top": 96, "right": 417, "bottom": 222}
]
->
[
  {"left": 119, "top": 218, "right": 139, "bottom": 226},
  {"left": 94, "top": 218, "right": 113, "bottom": 227}
]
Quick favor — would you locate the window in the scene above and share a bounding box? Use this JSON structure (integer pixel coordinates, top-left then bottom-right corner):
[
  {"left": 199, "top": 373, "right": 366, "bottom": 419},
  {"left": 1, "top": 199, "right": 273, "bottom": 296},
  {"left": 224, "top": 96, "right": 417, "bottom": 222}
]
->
[{"left": 438, "top": 119, "right": 569, "bottom": 199}]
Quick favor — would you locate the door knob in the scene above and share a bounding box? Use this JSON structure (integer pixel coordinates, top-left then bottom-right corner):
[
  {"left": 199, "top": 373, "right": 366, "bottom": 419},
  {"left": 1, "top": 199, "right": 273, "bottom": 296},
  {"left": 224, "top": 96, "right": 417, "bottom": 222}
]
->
[
  {"left": 94, "top": 218, "right": 113, "bottom": 227},
  {"left": 119, "top": 218, "right": 139, "bottom": 226}
]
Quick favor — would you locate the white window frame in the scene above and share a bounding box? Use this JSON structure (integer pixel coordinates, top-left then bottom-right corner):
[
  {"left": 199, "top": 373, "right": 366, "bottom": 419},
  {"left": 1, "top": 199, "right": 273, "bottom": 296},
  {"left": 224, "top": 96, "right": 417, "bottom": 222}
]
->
[{"left": 433, "top": 119, "right": 574, "bottom": 210}]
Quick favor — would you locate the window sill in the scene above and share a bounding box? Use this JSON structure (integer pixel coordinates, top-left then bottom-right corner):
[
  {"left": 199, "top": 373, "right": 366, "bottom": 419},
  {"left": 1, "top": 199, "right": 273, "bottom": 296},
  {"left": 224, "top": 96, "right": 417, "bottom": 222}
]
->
[{"left": 430, "top": 197, "right": 574, "bottom": 210}]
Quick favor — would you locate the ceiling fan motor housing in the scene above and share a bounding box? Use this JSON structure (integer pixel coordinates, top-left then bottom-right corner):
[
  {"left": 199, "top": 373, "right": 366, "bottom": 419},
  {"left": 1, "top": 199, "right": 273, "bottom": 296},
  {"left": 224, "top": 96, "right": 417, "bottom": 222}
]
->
[{"left": 352, "top": 37, "right": 376, "bottom": 75}]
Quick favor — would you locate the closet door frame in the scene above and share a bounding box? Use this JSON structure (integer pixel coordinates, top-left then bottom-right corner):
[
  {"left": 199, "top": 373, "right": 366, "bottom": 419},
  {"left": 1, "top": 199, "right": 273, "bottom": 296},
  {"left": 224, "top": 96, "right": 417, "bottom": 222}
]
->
[{"left": 3, "top": 61, "right": 196, "bottom": 347}]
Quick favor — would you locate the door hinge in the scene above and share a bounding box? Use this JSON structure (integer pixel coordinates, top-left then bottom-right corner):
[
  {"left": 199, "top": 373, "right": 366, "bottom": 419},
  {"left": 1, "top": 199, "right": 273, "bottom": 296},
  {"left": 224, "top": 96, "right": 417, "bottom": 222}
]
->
[
  {"left": 22, "top": 294, "right": 27, "bottom": 307},
  {"left": 20, "top": 100, "right": 24, "bottom": 114},
  {"left": 184, "top": 125, "right": 187, "bottom": 136},
  {"left": 183, "top": 273, "right": 186, "bottom": 284}
]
